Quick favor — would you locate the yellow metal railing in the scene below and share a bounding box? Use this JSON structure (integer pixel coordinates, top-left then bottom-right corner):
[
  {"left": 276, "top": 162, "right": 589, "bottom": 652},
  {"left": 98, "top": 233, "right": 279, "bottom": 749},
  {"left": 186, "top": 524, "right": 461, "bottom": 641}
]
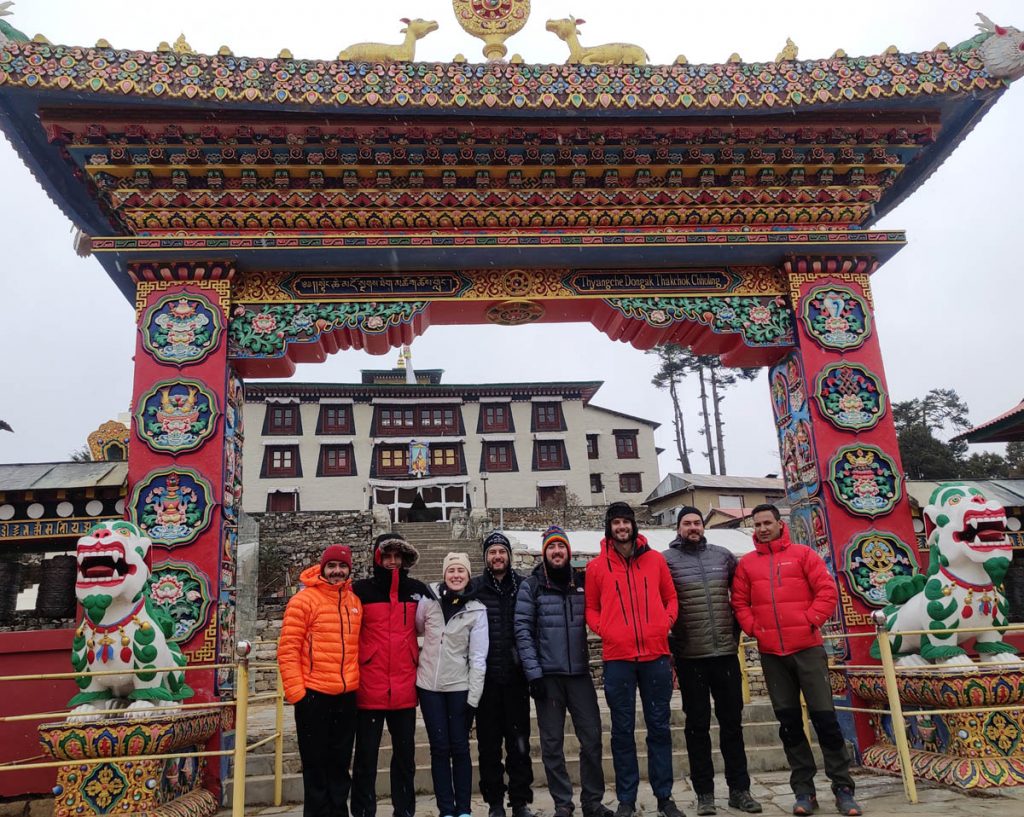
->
[
  {"left": 0, "top": 641, "right": 285, "bottom": 817},
  {"left": 735, "top": 620, "right": 1024, "bottom": 805}
]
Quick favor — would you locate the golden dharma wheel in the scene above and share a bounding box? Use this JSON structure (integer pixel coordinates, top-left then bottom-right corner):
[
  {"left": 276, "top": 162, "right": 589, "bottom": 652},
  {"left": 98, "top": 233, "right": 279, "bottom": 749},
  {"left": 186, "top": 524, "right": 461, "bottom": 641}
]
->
[{"left": 452, "top": 0, "right": 530, "bottom": 61}]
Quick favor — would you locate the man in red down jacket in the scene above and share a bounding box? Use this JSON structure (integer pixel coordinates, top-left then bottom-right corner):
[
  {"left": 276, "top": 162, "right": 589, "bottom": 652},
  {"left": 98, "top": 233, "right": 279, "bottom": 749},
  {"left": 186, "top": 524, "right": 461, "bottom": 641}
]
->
[
  {"left": 585, "top": 502, "right": 682, "bottom": 817},
  {"left": 731, "top": 504, "right": 862, "bottom": 817},
  {"left": 350, "top": 533, "right": 430, "bottom": 817}
]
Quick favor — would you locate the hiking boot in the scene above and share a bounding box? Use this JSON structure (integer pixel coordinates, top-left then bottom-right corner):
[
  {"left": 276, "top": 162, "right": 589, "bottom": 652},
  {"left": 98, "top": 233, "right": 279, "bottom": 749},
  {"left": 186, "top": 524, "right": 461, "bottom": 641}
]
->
[
  {"left": 488, "top": 805, "right": 506, "bottom": 817},
  {"left": 696, "top": 793, "right": 716, "bottom": 816},
  {"left": 728, "top": 791, "right": 763, "bottom": 814},
  {"left": 584, "top": 807, "right": 614, "bottom": 817},
  {"left": 511, "top": 807, "right": 535, "bottom": 817},
  {"left": 553, "top": 807, "right": 574, "bottom": 817},
  {"left": 614, "top": 803, "right": 637, "bottom": 817},
  {"left": 834, "top": 788, "right": 862, "bottom": 816},
  {"left": 657, "top": 798, "right": 686, "bottom": 817},
  {"left": 792, "top": 794, "right": 819, "bottom": 815}
]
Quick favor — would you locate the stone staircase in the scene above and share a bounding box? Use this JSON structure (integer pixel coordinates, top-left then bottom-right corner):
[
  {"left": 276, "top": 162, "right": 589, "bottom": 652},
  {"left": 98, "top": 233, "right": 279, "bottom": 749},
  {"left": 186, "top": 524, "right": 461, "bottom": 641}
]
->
[
  {"left": 394, "top": 521, "right": 482, "bottom": 582},
  {"left": 228, "top": 697, "right": 819, "bottom": 806}
]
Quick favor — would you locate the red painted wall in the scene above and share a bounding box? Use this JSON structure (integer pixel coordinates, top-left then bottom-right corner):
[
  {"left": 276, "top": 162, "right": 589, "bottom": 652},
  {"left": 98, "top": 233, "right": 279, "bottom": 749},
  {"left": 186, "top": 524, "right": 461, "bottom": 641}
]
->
[{"left": 0, "top": 629, "right": 77, "bottom": 797}]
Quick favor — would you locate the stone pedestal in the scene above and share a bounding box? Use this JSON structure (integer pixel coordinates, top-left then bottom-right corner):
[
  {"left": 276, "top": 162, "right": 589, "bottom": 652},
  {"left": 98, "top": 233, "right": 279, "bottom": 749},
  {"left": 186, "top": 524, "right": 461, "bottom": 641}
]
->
[
  {"left": 39, "top": 710, "right": 220, "bottom": 817},
  {"left": 849, "top": 667, "right": 1024, "bottom": 788}
]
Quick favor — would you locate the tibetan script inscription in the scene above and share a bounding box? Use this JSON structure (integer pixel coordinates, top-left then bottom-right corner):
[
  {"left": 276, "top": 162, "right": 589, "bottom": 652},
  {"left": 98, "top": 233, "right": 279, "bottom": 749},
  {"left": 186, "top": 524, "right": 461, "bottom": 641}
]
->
[{"left": 284, "top": 273, "right": 471, "bottom": 299}]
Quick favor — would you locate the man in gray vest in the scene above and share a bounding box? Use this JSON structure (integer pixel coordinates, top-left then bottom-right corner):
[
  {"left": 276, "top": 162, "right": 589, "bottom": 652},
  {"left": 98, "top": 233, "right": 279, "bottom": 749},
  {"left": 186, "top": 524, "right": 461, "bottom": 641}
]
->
[{"left": 663, "top": 507, "right": 761, "bottom": 816}]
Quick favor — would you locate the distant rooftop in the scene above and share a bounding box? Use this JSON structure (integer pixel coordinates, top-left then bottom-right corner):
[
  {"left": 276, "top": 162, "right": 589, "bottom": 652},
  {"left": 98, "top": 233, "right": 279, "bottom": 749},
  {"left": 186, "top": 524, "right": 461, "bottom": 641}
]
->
[{"left": 0, "top": 461, "right": 128, "bottom": 492}]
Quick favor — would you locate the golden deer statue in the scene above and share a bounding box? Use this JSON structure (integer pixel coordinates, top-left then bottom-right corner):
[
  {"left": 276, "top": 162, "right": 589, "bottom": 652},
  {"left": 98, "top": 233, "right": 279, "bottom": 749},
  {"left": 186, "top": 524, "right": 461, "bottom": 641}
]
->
[
  {"left": 338, "top": 18, "right": 439, "bottom": 62},
  {"left": 545, "top": 16, "right": 648, "bottom": 66}
]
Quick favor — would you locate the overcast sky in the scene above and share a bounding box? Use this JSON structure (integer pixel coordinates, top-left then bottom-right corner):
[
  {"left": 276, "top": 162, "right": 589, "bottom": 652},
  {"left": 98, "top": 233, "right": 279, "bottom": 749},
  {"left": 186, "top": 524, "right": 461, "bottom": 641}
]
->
[{"left": 0, "top": 0, "right": 1021, "bottom": 481}]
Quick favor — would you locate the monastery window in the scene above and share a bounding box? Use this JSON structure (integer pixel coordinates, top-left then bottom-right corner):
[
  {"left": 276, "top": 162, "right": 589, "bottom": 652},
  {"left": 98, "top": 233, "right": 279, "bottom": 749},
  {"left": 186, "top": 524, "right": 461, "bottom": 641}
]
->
[
  {"left": 378, "top": 446, "right": 409, "bottom": 474},
  {"left": 430, "top": 446, "right": 459, "bottom": 468},
  {"left": 614, "top": 431, "right": 639, "bottom": 459},
  {"left": 379, "top": 408, "right": 415, "bottom": 429},
  {"left": 586, "top": 434, "right": 599, "bottom": 459},
  {"left": 317, "top": 405, "right": 354, "bottom": 435},
  {"left": 537, "top": 485, "right": 567, "bottom": 509},
  {"left": 318, "top": 445, "right": 355, "bottom": 477},
  {"left": 483, "top": 442, "right": 516, "bottom": 472},
  {"left": 421, "top": 407, "right": 457, "bottom": 432},
  {"left": 262, "top": 446, "right": 301, "bottom": 478},
  {"left": 480, "top": 404, "right": 512, "bottom": 433},
  {"left": 533, "top": 440, "right": 569, "bottom": 471},
  {"left": 264, "top": 404, "right": 301, "bottom": 435},
  {"left": 590, "top": 473, "right": 604, "bottom": 493},
  {"left": 619, "top": 473, "right": 643, "bottom": 494},
  {"left": 266, "top": 491, "right": 299, "bottom": 513},
  {"left": 532, "top": 402, "right": 565, "bottom": 432}
]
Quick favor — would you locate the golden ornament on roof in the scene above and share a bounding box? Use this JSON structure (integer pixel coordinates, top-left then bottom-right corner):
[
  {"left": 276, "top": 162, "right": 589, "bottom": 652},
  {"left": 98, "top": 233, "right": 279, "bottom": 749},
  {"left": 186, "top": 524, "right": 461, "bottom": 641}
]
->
[
  {"left": 172, "top": 33, "right": 194, "bottom": 54},
  {"left": 546, "top": 17, "right": 648, "bottom": 66},
  {"left": 452, "top": 0, "right": 530, "bottom": 62},
  {"left": 337, "top": 18, "right": 439, "bottom": 62},
  {"left": 776, "top": 38, "right": 798, "bottom": 62}
]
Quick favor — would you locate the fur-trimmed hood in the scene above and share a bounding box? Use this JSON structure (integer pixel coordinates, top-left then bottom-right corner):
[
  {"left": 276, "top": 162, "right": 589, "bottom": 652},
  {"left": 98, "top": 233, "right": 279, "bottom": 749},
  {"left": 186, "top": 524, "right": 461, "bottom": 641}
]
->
[{"left": 372, "top": 533, "right": 419, "bottom": 569}]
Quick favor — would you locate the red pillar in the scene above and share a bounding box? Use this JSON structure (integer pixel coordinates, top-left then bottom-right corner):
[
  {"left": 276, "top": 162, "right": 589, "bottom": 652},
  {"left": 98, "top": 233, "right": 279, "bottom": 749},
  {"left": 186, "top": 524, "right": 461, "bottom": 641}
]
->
[
  {"left": 771, "top": 256, "right": 919, "bottom": 752},
  {"left": 128, "top": 265, "right": 240, "bottom": 795}
]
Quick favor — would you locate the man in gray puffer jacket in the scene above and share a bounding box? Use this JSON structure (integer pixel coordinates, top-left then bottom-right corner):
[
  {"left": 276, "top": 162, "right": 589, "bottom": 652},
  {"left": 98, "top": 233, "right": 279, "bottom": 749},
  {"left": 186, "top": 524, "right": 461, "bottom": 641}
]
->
[
  {"left": 663, "top": 508, "right": 761, "bottom": 817},
  {"left": 515, "top": 526, "right": 612, "bottom": 817}
]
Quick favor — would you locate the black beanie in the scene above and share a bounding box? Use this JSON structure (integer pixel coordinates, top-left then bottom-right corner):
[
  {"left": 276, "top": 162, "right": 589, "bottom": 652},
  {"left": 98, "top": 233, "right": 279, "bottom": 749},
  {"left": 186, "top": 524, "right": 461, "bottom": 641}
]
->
[
  {"left": 605, "top": 502, "right": 637, "bottom": 541},
  {"left": 676, "top": 506, "right": 703, "bottom": 525},
  {"left": 482, "top": 530, "right": 512, "bottom": 558}
]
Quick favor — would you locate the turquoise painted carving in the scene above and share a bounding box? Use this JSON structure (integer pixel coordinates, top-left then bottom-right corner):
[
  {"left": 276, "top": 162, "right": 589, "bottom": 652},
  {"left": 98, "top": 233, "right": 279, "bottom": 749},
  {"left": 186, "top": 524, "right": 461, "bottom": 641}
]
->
[
  {"left": 141, "top": 292, "right": 223, "bottom": 366},
  {"left": 134, "top": 379, "right": 219, "bottom": 454},
  {"left": 814, "top": 362, "right": 886, "bottom": 431},
  {"left": 800, "top": 285, "right": 871, "bottom": 351},
  {"left": 826, "top": 444, "right": 901, "bottom": 517},
  {"left": 606, "top": 295, "right": 793, "bottom": 346}
]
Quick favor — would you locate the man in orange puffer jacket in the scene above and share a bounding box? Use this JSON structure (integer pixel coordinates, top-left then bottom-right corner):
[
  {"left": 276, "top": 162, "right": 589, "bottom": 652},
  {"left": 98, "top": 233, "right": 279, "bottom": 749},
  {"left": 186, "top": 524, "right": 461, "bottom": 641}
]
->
[
  {"left": 278, "top": 544, "right": 363, "bottom": 817},
  {"left": 731, "top": 505, "right": 861, "bottom": 817}
]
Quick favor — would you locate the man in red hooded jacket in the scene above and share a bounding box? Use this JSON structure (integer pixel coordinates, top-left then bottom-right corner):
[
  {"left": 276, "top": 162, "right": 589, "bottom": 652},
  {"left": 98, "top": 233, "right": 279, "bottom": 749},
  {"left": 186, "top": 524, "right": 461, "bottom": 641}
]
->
[
  {"left": 731, "top": 504, "right": 862, "bottom": 817},
  {"left": 350, "top": 533, "right": 429, "bottom": 817},
  {"left": 585, "top": 502, "right": 682, "bottom": 817}
]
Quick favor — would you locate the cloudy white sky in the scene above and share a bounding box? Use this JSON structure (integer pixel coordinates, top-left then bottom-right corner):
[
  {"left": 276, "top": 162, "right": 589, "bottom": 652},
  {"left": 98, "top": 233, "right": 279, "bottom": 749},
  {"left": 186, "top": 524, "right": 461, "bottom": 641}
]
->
[{"left": 0, "top": 0, "right": 1021, "bottom": 481}]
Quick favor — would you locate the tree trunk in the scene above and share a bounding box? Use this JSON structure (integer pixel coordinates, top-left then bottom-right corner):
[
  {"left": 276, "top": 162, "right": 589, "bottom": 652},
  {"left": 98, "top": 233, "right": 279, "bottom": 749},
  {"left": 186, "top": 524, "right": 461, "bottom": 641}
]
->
[
  {"left": 668, "top": 376, "right": 692, "bottom": 471},
  {"left": 710, "top": 365, "right": 727, "bottom": 475},
  {"left": 696, "top": 362, "right": 716, "bottom": 474}
]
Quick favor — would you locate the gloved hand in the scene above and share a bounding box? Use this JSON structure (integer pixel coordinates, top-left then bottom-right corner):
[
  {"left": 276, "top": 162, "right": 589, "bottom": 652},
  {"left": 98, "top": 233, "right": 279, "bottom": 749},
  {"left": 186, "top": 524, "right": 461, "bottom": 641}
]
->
[{"left": 529, "top": 678, "right": 547, "bottom": 701}]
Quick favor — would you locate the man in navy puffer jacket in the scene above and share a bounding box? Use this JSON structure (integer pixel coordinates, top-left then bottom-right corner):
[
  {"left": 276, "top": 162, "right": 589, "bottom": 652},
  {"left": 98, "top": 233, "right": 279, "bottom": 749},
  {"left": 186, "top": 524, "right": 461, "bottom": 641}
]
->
[{"left": 515, "top": 526, "right": 612, "bottom": 817}]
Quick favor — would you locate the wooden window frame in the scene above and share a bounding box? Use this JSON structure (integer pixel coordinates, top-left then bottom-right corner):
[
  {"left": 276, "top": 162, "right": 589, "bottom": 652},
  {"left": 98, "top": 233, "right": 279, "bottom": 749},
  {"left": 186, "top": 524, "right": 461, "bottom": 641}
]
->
[
  {"left": 317, "top": 404, "right": 353, "bottom": 435},
  {"left": 262, "top": 445, "right": 301, "bottom": 478},
  {"left": 532, "top": 402, "right": 564, "bottom": 432},
  {"left": 586, "top": 434, "right": 599, "bottom": 459},
  {"left": 614, "top": 431, "right": 639, "bottom": 459},
  {"left": 480, "top": 404, "right": 512, "bottom": 433},
  {"left": 534, "top": 440, "right": 569, "bottom": 471},
  {"left": 264, "top": 404, "right": 301, "bottom": 435},
  {"left": 318, "top": 444, "right": 355, "bottom": 477},
  {"left": 619, "top": 472, "right": 643, "bottom": 493}
]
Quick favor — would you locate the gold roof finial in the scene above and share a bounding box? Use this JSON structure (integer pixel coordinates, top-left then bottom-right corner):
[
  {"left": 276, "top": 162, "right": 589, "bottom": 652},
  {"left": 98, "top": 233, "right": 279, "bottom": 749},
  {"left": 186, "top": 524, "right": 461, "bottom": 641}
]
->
[
  {"left": 453, "top": 0, "right": 531, "bottom": 62},
  {"left": 831, "top": 48, "right": 847, "bottom": 58},
  {"left": 95, "top": 38, "right": 112, "bottom": 48},
  {"left": 727, "top": 52, "right": 742, "bottom": 63},
  {"left": 674, "top": 54, "right": 689, "bottom": 65},
  {"left": 776, "top": 38, "right": 798, "bottom": 62},
  {"left": 278, "top": 48, "right": 293, "bottom": 59},
  {"left": 217, "top": 45, "right": 234, "bottom": 56},
  {"left": 173, "top": 33, "right": 194, "bottom": 54},
  {"left": 884, "top": 45, "right": 899, "bottom": 55}
]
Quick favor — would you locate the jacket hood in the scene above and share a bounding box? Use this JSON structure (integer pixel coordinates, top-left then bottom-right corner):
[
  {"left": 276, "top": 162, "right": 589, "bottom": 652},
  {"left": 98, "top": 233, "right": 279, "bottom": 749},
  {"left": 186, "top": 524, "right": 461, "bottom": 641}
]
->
[
  {"left": 752, "top": 523, "right": 792, "bottom": 555},
  {"left": 300, "top": 563, "right": 351, "bottom": 591},
  {"left": 600, "top": 532, "right": 651, "bottom": 559},
  {"left": 372, "top": 534, "right": 419, "bottom": 569}
]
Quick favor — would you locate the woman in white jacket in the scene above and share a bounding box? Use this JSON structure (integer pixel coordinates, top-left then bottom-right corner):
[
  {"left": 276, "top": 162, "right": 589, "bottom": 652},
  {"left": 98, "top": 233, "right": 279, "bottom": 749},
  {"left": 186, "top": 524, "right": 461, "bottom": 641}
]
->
[{"left": 416, "top": 552, "right": 489, "bottom": 817}]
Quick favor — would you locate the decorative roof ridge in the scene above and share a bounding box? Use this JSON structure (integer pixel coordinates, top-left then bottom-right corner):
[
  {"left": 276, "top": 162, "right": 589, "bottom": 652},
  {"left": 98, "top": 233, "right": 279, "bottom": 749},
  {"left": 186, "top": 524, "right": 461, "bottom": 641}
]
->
[{"left": 0, "top": 40, "right": 1008, "bottom": 114}]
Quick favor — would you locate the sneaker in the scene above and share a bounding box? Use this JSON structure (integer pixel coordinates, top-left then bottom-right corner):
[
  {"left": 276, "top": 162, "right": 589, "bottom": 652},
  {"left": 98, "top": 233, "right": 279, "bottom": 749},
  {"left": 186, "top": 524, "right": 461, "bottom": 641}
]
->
[
  {"left": 696, "top": 793, "right": 716, "bottom": 816},
  {"left": 727, "top": 791, "right": 763, "bottom": 814},
  {"left": 512, "top": 807, "right": 536, "bottom": 817},
  {"left": 657, "top": 798, "right": 686, "bottom": 817},
  {"left": 615, "top": 803, "right": 637, "bottom": 817},
  {"left": 792, "top": 794, "right": 819, "bottom": 815},
  {"left": 488, "top": 806, "right": 506, "bottom": 817},
  {"left": 834, "top": 788, "right": 861, "bottom": 816}
]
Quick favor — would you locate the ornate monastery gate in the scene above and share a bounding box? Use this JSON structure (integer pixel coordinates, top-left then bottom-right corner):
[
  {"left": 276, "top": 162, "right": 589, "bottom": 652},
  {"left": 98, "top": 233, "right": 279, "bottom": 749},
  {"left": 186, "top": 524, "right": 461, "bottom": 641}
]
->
[{"left": 1, "top": 5, "right": 1020, "bottom": 779}]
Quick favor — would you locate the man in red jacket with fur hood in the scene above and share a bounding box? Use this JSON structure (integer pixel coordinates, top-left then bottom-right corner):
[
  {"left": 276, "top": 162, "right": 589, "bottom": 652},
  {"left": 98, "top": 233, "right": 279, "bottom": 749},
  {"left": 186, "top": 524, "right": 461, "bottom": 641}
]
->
[
  {"left": 351, "top": 533, "right": 429, "bottom": 817},
  {"left": 731, "top": 504, "right": 862, "bottom": 817},
  {"left": 585, "top": 502, "right": 682, "bottom": 817}
]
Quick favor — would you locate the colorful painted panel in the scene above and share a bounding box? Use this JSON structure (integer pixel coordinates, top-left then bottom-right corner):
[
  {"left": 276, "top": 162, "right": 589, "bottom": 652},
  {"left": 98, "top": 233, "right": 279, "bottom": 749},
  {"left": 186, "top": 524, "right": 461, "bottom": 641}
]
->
[
  {"left": 800, "top": 286, "right": 871, "bottom": 351},
  {"left": 843, "top": 531, "right": 917, "bottom": 608},
  {"left": 768, "top": 353, "right": 819, "bottom": 503},
  {"left": 140, "top": 293, "right": 223, "bottom": 366},
  {"left": 607, "top": 295, "right": 792, "bottom": 347},
  {"left": 221, "top": 372, "right": 244, "bottom": 528},
  {"left": 228, "top": 301, "right": 427, "bottom": 359},
  {"left": 826, "top": 445, "right": 902, "bottom": 518},
  {"left": 814, "top": 362, "right": 886, "bottom": 431},
  {"left": 148, "top": 561, "right": 213, "bottom": 643},
  {"left": 130, "top": 468, "right": 214, "bottom": 547},
  {"left": 134, "top": 379, "right": 219, "bottom": 454}
]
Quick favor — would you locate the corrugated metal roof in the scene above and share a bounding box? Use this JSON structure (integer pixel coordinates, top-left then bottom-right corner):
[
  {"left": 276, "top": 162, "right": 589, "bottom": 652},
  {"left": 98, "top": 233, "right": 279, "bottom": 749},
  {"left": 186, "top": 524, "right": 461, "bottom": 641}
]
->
[
  {"left": 0, "top": 462, "right": 128, "bottom": 491},
  {"left": 906, "top": 479, "right": 1024, "bottom": 509},
  {"left": 672, "top": 473, "right": 784, "bottom": 491}
]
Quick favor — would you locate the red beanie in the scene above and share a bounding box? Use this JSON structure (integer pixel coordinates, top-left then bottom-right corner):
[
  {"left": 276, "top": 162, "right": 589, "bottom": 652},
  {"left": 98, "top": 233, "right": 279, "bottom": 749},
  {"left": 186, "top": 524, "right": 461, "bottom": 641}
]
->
[{"left": 320, "top": 544, "right": 352, "bottom": 570}]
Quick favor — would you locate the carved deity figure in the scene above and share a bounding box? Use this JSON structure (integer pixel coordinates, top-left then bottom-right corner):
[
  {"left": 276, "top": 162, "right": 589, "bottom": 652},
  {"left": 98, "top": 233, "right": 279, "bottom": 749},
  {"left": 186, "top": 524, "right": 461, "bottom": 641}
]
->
[
  {"left": 337, "top": 18, "right": 439, "bottom": 62},
  {"left": 871, "top": 482, "right": 1021, "bottom": 667},
  {"left": 68, "top": 521, "right": 193, "bottom": 721},
  {"left": 545, "top": 17, "right": 648, "bottom": 65}
]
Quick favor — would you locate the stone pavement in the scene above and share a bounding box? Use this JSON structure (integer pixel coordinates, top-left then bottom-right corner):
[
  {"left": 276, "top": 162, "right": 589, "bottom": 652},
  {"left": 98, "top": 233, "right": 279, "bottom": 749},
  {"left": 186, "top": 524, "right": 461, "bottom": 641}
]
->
[{"left": 230, "top": 768, "right": 1024, "bottom": 817}]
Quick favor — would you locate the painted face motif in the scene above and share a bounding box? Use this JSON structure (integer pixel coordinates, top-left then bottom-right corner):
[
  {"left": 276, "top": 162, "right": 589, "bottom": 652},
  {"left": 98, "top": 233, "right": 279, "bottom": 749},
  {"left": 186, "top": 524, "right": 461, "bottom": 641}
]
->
[
  {"left": 75, "top": 520, "right": 151, "bottom": 603},
  {"left": 925, "top": 483, "right": 1011, "bottom": 564}
]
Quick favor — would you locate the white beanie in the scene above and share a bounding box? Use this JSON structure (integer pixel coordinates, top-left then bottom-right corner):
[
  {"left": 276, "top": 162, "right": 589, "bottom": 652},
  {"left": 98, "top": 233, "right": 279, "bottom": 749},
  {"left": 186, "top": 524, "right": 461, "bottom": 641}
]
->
[{"left": 442, "top": 552, "right": 472, "bottom": 577}]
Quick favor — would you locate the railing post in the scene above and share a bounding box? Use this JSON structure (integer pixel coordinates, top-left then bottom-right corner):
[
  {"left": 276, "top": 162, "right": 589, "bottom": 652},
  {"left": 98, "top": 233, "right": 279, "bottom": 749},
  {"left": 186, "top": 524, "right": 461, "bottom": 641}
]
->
[
  {"left": 737, "top": 642, "right": 751, "bottom": 705},
  {"left": 232, "top": 641, "right": 252, "bottom": 817},
  {"left": 274, "top": 670, "right": 285, "bottom": 806},
  {"left": 872, "top": 611, "right": 918, "bottom": 804}
]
